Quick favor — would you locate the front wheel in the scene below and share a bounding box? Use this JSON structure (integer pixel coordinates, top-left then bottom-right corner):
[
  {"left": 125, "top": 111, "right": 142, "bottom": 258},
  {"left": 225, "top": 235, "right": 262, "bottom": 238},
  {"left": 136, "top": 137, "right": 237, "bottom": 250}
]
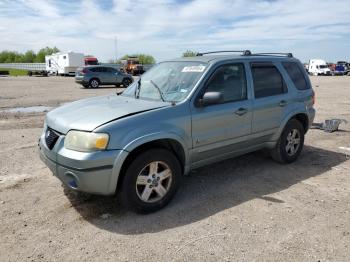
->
[
  {"left": 270, "top": 119, "right": 305, "bottom": 164},
  {"left": 120, "top": 149, "right": 182, "bottom": 213}
]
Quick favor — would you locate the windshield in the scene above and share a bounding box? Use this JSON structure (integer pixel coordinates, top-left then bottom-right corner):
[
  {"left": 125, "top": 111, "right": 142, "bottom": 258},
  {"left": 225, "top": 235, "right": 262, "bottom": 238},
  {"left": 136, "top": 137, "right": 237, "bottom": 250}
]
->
[
  {"left": 319, "top": 65, "right": 328, "bottom": 69},
  {"left": 122, "top": 61, "right": 208, "bottom": 102}
]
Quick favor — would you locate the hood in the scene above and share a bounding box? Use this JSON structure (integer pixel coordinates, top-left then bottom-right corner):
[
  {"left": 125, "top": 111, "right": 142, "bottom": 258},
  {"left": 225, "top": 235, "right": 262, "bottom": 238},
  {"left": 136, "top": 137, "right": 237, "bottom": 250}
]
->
[{"left": 46, "top": 95, "right": 169, "bottom": 134}]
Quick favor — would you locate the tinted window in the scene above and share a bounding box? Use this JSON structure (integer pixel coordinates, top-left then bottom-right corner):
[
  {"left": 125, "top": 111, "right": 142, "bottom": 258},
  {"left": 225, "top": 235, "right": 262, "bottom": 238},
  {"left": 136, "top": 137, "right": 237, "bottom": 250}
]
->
[
  {"left": 251, "top": 64, "right": 285, "bottom": 98},
  {"left": 89, "top": 67, "right": 99, "bottom": 72},
  {"left": 90, "top": 67, "right": 106, "bottom": 73},
  {"left": 206, "top": 63, "right": 247, "bottom": 103},
  {"left": 282, "top": 62, "right": 309, "bottom": 90},
  {"left": 106, "top": 67, "right": 117, "bottom": 73}
]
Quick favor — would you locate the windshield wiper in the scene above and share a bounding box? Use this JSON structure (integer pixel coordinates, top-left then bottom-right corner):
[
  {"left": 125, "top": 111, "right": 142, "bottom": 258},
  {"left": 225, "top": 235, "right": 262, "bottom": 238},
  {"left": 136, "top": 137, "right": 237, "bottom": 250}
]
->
[
  {"left": 135, "top": 77, "right": 141, "bottom": 99},
  {"left": 150, "top": 80, "right": 165, "bottom": 102}
]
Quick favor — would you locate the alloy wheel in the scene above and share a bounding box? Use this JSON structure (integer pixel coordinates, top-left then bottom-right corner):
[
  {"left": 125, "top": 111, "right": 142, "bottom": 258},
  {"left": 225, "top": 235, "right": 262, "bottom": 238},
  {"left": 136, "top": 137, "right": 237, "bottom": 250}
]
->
[
  {"left": 285, "top": 129, "right": 301, "bottom": 156},
  {"left": 135, "top": 161, "right": 172, "bottom": 203}
]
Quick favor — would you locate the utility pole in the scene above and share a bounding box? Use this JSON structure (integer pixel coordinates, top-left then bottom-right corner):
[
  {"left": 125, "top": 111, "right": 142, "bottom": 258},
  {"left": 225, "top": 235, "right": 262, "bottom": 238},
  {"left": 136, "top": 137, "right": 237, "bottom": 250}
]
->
[{"left": 114, "top": 36, "right": 117, "bottom": 63}]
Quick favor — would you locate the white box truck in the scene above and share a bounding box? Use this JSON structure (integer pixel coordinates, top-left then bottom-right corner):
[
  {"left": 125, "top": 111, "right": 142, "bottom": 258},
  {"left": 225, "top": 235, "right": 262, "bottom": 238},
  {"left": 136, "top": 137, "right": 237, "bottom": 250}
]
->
[
  {"left": 45, "top": 52, "right": 84, "bottom": 76},
  {"left": 308, "top": 59, "right": 331, "bottom": 76}
]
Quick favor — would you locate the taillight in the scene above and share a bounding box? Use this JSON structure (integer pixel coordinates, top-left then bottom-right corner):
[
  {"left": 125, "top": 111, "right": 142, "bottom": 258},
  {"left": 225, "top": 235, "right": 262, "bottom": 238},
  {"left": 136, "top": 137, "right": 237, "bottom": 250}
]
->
[{"left": 81, "top": 68, "right": 88, "bottom": 74}]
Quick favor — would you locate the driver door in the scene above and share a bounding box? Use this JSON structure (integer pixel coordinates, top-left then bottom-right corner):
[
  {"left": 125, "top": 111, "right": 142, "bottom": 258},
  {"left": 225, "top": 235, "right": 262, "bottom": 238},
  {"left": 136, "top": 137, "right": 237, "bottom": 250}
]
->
[{"left": 190, "top": 63, "right": 252, "bottom": 165}]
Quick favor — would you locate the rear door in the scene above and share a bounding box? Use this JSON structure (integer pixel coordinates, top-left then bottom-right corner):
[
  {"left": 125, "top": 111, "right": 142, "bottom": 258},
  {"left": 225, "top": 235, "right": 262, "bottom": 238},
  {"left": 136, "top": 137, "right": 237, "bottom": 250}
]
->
[
  {"left": 99, "top": 67, "right": 110, "bottom": 83},
  {"left": 191, "top": 62, "right": 253, "bottom": 165},
  {"left": 105, "top": 67, "right": 118, "bottom": 83},
  {"left": 250, "top": 62, "right": 289, "bottom": 141}
]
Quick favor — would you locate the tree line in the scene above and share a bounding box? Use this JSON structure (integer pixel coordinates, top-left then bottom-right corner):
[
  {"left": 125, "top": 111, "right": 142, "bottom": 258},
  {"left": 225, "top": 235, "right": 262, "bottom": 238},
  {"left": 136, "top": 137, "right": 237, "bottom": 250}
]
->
[
  {"left": 0, "top": 47, "right": 196, "bottom": 64},
  {"left": 0, "top": 47, "right": 60, "bottom": 63}
]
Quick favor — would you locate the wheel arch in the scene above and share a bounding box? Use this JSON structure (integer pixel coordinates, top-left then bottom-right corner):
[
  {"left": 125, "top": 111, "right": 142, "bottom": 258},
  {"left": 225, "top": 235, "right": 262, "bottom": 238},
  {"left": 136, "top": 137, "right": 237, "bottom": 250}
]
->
[
  {"left": 115, "top": 137, "right": 188, "bottom": 192},
  {"left": 271, "top": 111, "right": 310, "bottom": 144}
]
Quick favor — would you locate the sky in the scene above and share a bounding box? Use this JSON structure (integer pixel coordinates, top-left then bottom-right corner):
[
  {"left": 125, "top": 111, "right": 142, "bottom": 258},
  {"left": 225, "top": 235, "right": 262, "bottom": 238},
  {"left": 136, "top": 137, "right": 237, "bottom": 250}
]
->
[{"left": 0, "top": 0, "right": 349, "bottom": 63}]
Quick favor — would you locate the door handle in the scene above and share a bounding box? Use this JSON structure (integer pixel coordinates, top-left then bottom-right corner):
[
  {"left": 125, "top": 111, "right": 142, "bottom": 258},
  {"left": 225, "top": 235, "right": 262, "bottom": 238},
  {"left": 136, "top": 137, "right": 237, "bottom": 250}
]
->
[
  {"left": 279, "top": 100, "right": 287, "bottom": 107},
  {"left": 234, "top": 108, "right": 248, "bottom": 116}
]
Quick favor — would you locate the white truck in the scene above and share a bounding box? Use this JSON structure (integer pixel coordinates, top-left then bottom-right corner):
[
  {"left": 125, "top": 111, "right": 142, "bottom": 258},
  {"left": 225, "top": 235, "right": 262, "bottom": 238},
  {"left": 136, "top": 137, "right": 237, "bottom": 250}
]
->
[
  {"left": 45, "top": 52, "right": 84, "bottom": 76},
  {"left": 308, "top": 59, "right": 331, "bottom": 76}
]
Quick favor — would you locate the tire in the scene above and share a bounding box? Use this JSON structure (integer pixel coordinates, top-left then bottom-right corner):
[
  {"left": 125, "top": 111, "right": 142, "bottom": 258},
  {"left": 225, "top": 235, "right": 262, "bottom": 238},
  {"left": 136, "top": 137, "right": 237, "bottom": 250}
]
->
[
  {"left": 270, "top": 119, "right": 305, "bottom": 164},
  {"left": 122, "top": 78, "right": 132, "bottom": 87},
  {"left": 120, "top": 148, "right": 182, "bottom": 213},
  {"left": 89, "top": 78, "right": 100, "bottom": 88}
]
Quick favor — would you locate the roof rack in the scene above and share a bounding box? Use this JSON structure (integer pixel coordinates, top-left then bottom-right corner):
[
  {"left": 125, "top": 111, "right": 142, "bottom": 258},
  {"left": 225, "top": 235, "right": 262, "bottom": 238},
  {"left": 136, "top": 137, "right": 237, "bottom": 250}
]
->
[
  {"left": 196, "top": 50, "right": 252, "bottom": 56},
  {"left": 251, "top": 52, "right": 293, "bottom": 58}
]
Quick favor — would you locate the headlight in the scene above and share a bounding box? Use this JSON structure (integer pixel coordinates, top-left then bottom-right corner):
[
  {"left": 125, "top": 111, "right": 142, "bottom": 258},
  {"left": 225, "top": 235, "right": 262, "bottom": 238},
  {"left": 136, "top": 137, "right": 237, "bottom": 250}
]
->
[{"left": 64, "top": 131, "right": 109, "bottom": 152}]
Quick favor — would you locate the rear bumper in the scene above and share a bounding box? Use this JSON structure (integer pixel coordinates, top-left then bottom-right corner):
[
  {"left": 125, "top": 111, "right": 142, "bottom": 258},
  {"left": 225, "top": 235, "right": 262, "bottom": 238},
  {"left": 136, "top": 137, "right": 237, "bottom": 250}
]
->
[
  {"left": 75, "top": 77, "right": 88, "bottom": 85},
  {"left": 307, "top": 107, "right": 316, "bottom": 130},
  {"left": 38, "top": 129, "right": 128, "bottom": 195}
]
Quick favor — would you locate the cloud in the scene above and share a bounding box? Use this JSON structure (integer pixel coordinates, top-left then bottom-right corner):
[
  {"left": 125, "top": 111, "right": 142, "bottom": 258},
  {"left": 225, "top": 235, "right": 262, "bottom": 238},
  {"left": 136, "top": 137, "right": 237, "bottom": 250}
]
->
[{"left": 0, "top": 0, "right": 349, "bottom": 62}]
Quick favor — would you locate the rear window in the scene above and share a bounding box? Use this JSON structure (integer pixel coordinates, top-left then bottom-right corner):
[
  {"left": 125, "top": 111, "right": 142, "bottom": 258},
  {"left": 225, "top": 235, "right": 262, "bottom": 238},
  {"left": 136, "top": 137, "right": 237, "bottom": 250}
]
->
[
  {"left": 282, "top": 62, "right": 309, "bottom": 90},
  {"left": 251, "top": 63, "right": 286, "bottom": 98}
]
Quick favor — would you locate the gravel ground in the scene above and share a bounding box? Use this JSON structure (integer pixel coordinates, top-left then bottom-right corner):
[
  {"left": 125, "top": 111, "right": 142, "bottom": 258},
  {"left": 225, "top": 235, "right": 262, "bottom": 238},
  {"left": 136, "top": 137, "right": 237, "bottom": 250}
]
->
[{"left": 0, "top": 76, "right": 349, "bottom": 261}]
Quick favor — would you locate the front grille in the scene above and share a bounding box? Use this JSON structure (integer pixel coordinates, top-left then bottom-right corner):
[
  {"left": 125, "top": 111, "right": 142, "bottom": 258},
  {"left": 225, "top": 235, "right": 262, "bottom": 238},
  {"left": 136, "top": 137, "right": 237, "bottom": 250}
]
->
[{"left": 45, "top": 127, "right": 60, "bottom": 150}]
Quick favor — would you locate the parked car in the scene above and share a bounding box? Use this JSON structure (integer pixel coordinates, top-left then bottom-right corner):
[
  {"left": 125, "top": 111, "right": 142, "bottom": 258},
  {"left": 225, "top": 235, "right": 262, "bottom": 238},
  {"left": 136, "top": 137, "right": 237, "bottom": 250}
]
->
[
  {"left": 39, "top": 50, "right": 315, "bottom": 213},
  {"left": 75, "top": 65, "right": 133, "bottom": 88},
  {"left": 334, "top": 61, "right": 350, "bottom": 76}
]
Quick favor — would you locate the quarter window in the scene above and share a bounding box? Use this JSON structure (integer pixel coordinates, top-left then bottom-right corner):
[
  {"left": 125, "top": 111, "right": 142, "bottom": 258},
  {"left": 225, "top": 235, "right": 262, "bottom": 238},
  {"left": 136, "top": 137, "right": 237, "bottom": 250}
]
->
[
  {"left": 251, "top": 64, "right": 286, "bottom": 98},
  {"left": 205, "top": 63, "right": 247, "bottom": 103},
  {"left": 282, "top": 62, "right": 309, "bottom": 90}
]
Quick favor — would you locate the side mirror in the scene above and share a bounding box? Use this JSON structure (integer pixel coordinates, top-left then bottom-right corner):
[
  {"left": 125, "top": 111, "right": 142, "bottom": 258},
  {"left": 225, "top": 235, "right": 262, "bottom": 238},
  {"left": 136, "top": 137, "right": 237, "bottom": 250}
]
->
[{"left": 197, "top": 91, "right": 223, "bottom": 107}]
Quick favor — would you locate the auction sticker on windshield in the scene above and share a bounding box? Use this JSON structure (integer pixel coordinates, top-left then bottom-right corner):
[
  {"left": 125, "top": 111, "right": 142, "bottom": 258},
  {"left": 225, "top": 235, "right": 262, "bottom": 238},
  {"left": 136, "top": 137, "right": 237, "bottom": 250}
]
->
[{"left": 182, "top": 65, "right": 206, "bottom": 72}]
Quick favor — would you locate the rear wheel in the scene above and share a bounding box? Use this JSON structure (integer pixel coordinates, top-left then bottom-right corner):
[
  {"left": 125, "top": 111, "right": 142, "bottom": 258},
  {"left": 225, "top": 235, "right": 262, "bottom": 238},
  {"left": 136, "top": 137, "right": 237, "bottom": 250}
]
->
[
  {"left": 120, "top": 148, "right": 182, "bottom": 213},
  {"left": 89, "top": 78, "right": 100, "bottom": 88},
  {"left": 270, "top": 119, "right": 305, "bottom": 164}
]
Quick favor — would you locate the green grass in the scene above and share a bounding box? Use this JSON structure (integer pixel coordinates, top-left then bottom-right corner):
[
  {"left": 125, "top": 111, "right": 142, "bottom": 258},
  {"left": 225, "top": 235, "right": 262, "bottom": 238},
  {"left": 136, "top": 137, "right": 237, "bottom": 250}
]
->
[{"left": 0, "top": 68, "right": 29, "bottom": 76}]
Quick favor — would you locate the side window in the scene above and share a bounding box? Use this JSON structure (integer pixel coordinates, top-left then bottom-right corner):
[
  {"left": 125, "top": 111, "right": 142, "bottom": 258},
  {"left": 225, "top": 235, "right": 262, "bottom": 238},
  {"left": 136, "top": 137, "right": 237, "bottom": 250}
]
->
[
  {"left": 282, "top": 62, "right": 309, "bottom": 90},
  {"left": 205, "top": 63, "right": 247, "bottom": 103},
  {"left": 251, "top": 63, "right": 286, "bottom": 98},
  {"left": 89, "top": 67, "right": 98, "bottom": 72},
  {"left": 106, "top": 67, "right": 117, "bottom": 73},
  {"left": 93, "top": 67, "right": 105, "bottom": 72}
]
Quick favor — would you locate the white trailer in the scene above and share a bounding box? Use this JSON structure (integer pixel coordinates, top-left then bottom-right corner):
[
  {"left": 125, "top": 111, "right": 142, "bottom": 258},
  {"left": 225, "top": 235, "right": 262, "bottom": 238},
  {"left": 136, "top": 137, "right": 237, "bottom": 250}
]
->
[
  {"left": 308, "top": 59, "right": 331, "bottom": 76},
  {"left": 45, "top": 52, "right": 84, "bottom": 76}
]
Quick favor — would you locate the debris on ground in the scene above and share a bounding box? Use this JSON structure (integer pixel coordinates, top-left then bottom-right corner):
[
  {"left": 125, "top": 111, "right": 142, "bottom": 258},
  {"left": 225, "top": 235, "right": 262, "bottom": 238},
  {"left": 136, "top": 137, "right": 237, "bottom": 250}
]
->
[{"left": 312, "top": 119, "right": 348, "bottom": 133}]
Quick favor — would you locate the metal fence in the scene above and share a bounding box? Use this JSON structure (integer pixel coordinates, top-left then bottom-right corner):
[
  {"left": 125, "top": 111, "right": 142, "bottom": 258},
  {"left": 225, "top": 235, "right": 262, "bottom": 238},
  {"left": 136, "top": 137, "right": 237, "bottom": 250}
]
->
[
  {"left": 0, "top": 63, "right": 45, "bottom": 71},
  {"left": 0, "top": 63, "right": 154, "bottom": 72}
]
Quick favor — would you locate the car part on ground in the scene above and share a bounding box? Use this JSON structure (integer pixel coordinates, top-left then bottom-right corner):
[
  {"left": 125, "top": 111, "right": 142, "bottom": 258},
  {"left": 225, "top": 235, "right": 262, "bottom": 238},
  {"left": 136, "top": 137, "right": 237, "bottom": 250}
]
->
[{"left": 312, "top": 119, "right": 348, "bottom": 132}]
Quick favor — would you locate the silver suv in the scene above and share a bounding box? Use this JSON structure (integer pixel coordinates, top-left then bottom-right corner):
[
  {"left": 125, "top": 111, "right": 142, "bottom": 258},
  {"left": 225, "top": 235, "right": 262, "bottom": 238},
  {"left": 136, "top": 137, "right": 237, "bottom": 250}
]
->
[
  {"left": 75, "top": 65, "right": 133, "bottom": 88},
  {"left": 39, "top": 50, "right": 315, "bottom": 213}
]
